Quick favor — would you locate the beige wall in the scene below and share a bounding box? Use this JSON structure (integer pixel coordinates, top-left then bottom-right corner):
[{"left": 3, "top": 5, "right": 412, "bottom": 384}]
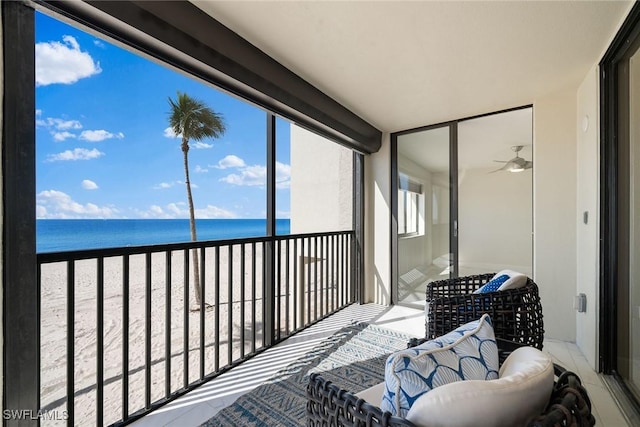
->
[
  {"left": 533, "top": 86, "right": 578, "bottom": 341},
  {"left": 576, "top": 65, "right": 600, "bottom": 368},
  {"left": 364, "top": 133, "right": 392, "bottom": 305},
  {"left": 458, "top": 166, "right": 532, "bottom": 276}
]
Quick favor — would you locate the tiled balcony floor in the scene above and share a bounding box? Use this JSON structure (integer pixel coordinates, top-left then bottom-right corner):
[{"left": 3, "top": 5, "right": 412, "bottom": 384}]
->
[{"left": 132, "top": 303, "right": 629, "bottom": 427}]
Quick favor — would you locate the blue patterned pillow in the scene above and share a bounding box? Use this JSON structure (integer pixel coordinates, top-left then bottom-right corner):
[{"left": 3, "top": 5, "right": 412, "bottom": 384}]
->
[
  {"left": 380, "top": 314, "right": 499, "bottom": 417},
  {"left": 475, "top": 274, "right": 510, "bottom": 293}
]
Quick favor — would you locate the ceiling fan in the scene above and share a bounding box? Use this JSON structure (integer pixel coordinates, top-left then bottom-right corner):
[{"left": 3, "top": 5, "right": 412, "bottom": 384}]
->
[{"left": 490, "top": 145, "right": 532, "bottom": 173}]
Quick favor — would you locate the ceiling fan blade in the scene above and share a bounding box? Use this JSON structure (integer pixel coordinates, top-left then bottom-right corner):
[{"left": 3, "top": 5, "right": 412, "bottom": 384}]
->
[
  {"left": 524, "top": 161, "right": 533, "bottom": 169},
  {"left": 489, "top": 162, "right": 512, "bottom": 173}
]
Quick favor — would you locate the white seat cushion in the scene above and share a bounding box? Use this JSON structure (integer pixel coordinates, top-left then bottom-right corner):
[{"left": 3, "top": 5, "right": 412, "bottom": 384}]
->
[
  {"left": 354, "top": 382, "right": 385, "bottom": 407},
  {"left": 405, "top": 346, "right": 554, "bottom": 427}
]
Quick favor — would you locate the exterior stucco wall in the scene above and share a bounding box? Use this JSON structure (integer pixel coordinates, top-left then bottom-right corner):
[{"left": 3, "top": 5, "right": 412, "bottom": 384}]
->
[
  {"left": 289, "top": 124, "right": 353, "bottom": 234},
  {"left": 364, "top": 133, "right": 392, "bottom": 305}
]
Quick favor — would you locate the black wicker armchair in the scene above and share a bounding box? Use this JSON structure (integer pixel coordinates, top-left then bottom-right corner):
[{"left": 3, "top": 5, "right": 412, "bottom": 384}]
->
[
  {"left": 307, "top": 363, "right": 595, "bottom": 427},
  {"left": 426, "top": 273, "right": 544, "bottom": 350},
  {"left": 307, "top": 273, "right": 593, "bottom": 426}
]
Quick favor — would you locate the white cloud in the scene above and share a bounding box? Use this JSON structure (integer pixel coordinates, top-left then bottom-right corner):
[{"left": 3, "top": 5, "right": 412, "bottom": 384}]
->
[
  {"left": 53, "top": 131, "right": 77, "bottom": 142},
  {"left": 81, "top": 179, "right": 98, "bottom": 190},
  {"left": 93, "top": 40, "right": 106, "bottom": 48},
  {"left": 37, "top": 117, "right": 82, "bottom": 130},
  {"left": 79, "top": 129, "right": 125, "bottom": 142},
  {"left": 164, "top": 127, "right": 180, "bottom": 138},
  {"left": 196, "top": 205, "right": 236, "bottom": 219},
  {"left": 36, "top": 109, "right": 43, "bottom": 116},
  {"left": 36, "top": 190, "right": 118, "bottom": 219},
  {"left": 152, "top": 180, "right": 185, "bottom": 190},
  {"left": 192, "top": 141, "right": 213, "bottom": 149},
  {"left": 194, "top": 165, "right": 208, "bottom": 173},
  {"left": 136, "top": 202, "right": 235, "bottom": 219},
  {"left": 220, "top": 161, "right": 290, "bottom": 188},
  {"left": 36, "top": 35, "right": 102, "bottom": 86},
  {"left": 153, "top": 182, "right": 174, "bottom": 190},
  {"left": 214, "top": 155, "right": 246, "bottom": 169},
  {"left": 46, "top": 148, "right": 104, "bottom": 162}
]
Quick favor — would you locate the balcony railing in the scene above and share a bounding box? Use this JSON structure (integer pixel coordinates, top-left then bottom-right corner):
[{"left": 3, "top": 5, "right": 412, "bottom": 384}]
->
[{"left": 37, "top": 230, "right": 356, "bottom": 426}]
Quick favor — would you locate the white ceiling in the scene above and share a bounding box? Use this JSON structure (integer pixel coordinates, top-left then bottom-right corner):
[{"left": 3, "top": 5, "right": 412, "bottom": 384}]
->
[
  {"left": 398, "top": 107, "right": 533, "bottom": 172},
  {"left": 192, "top": 0, "right": 630, "bottom": 133}
]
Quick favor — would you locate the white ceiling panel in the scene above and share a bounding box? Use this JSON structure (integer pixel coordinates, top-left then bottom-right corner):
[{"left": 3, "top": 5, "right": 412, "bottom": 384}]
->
[{"left": 193, "top": 0, "right": 630, "bottom": 132}]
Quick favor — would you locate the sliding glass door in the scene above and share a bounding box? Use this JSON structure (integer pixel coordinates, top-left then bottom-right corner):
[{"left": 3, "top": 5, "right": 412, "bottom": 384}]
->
[
  {"left": 600, "top": 7, "right": 640, "bottom": 415},
  {"left": 457, "top": 109, "right": 533, "bottom": 278},
  {"left": 392, "top": 108, "right": 533, "bottom": 307},
  {"left": 395, "top": 125, "right": 452, "bottom": 305}
]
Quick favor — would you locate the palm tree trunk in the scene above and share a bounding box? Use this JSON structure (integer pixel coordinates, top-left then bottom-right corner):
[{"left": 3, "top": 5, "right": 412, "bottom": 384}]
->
[{"left": 182, "top": 140, "right": 202, "bottom": 307}]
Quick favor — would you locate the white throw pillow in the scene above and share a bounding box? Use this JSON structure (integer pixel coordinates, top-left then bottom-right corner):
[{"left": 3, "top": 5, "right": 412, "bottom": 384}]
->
[
  {"left": 380, "top": 314, "right": 499, "bottom": 417},
  {"left": 475, "top": 269, "right": 528, "bottom": 293},
  {"left": 405, "top": 346, "right": 554, "bottom": 427}
]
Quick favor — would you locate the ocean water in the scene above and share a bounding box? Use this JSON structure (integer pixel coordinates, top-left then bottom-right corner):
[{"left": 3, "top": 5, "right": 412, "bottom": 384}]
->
[{"left": 37, "top": 219, "right": 291, "bottom": 253}]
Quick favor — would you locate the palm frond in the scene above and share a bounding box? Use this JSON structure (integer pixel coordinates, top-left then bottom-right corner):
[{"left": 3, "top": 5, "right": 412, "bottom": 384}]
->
[{"left": 167, "top": 91, "right": 226, "bottom": 141}]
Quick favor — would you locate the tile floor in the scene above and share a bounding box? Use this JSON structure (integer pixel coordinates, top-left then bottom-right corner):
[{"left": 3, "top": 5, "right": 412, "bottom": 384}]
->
[{"left": 132, "top": 304, "right": 630, "bottom": 426}]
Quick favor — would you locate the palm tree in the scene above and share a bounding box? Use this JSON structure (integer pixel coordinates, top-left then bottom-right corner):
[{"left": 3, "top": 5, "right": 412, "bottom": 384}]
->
[{"left": 168, "top": 92, "right": 226, "bottom": 307}]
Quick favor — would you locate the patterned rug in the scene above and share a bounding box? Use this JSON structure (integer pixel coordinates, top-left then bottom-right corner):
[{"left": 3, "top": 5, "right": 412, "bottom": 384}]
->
[{"left": 201, "top": 322, "right": 412, "bottom": 427}]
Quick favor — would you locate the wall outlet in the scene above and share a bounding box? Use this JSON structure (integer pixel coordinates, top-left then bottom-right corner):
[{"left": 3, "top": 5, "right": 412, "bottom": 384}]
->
[{"left": 574, "top": 293, "right": 587, "bottom": 313}]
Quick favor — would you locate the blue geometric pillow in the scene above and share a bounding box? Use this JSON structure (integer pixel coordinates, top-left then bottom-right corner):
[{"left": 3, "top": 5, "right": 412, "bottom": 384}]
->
[
  {"left": 475, "top": 274, "right": 510, "bottom": 294},
  {"left": 380, "top": 314, "right": 499, "bottom": 417}
]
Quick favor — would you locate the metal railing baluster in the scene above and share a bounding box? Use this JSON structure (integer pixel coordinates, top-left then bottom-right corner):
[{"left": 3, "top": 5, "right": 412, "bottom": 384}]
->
[
  {"left": 67, "top": 260, "right": 75, "bottom": 426},
  {"left": 165, "top": 251, "right": 172, "bottom": 399},
  {"left": 183, "top": 250, "right": 189, "bottom": 389},
  {"left": 215, "top": 246, "right": 220, "bottom": 372},
  {"left": 240, "top": 244, "right": 246, "bottom": 359},
  {"left": 228, "top": 245, "right": 233, "bottom": 365},
  {"left": 200, "top": 247, "right": 206, "bottom": 380},
  {"left": 145, "top": 253, "right": 152, "bottom": 409},
  {"left": 122, "top": 255, "right": 130, "bottom": 421},
  {"left": 97, "top": 257, "right": 104, "bottom": 427}
]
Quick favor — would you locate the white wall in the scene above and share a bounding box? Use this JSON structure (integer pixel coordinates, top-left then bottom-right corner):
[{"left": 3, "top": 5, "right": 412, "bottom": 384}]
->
[
  {"left": 290, "top": 124, "right": 353, "bottom": 233},
  {"left": 533, "top": 86, "right": 578, "bottom": 341},
  {"left": 458, "top": 167, "right": 532, "bottom": 276},
  {"left": 576, "top": 65, "right": 600, "bottom": 368},
  {"left": 397, "top": 154, "right": 431, "bottom": 277},
  {"left": 364, "top": 133, "right": 392, "bottom": 305}
]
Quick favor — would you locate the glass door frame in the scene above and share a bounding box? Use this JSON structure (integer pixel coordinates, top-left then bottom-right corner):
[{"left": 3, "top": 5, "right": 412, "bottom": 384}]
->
[
  {"left": 600, "top": 1, "right": 640, "bottom": 417},
  {"left": 391, "top": 122, "right": 458, "bottom": 306},
  {"left": 390, "top": 106, "right": 533, "bottom": 306}
]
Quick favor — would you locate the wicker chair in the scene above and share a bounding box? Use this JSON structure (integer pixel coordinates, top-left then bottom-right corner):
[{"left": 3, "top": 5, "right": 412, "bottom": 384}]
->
[
  {"left": 426, "top": 273, "right": 544, "bottom": 350},
  {"left": 307, "top": 341, "right": 595, "bottom": 427}
]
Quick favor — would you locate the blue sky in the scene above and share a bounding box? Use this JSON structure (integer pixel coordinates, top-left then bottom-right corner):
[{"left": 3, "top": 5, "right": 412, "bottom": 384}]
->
[{"left": 35, "top": 11, "right": 291, "bottom": 220}]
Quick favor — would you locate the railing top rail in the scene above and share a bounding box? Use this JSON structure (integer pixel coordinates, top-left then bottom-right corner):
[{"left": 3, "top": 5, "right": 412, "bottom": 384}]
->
[{"left": 37, "top": 229, "right": 355, "bottom": 263}]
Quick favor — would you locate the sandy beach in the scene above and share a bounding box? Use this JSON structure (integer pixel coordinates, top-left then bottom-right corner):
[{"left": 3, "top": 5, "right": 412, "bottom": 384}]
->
[{"left": 39, "top": 241, "right": 344, "bottom": 426}]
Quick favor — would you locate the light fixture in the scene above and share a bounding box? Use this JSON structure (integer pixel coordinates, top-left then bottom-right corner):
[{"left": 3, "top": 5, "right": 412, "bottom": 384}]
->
[{"left": 491, "top": 146, "right": 532, "bottom": 173}]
